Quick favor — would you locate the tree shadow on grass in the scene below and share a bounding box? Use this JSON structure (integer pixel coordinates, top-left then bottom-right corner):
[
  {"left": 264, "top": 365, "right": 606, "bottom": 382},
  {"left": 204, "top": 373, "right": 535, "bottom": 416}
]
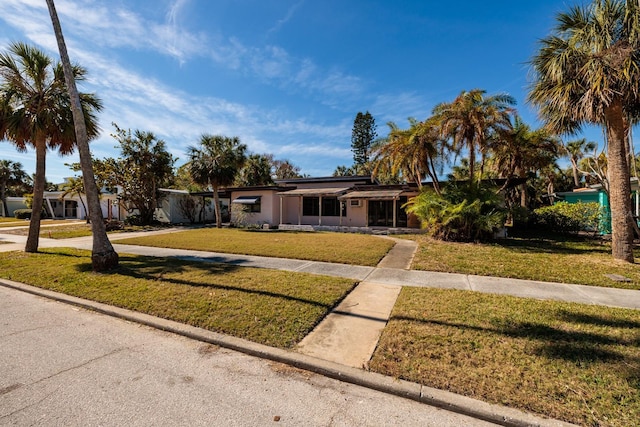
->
[
  {"left": 73, "top": 253, "right": 343, "bottom": 310},
  {"left": 492, "top": 236, "right": 611, "bottom": 256},
  {"left": 391, "top": 312, "right": 640, "bottom": 386}
]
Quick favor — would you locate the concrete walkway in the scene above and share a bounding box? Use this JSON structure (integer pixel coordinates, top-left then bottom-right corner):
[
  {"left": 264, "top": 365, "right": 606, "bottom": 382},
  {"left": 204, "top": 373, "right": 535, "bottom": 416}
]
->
[{"left": 297, "top": 236, "right": 416, "bottom": 368}]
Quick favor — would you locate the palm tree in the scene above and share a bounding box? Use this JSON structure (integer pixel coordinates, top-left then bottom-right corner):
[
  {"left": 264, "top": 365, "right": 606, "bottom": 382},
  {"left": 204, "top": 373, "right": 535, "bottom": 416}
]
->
[
  {"left": 528, "top": 0, "right": 640, "bottom": 263},
  {"left": 0, "top": 42, "right": 102, "bottom": 253},
  {"left": 0, "top": 160, "right": 29, "bottom": 217},
  {"left": 373, "top": 118, "right": 445, "bottom": 193},
  {"left": 235, "top": 153, "right": 273, "bottom": 186},
  {"left": 188, "top": 134, "right": 247, "bottom": 228},
  {"left": 433, "top": 89, "right": 515, "bottom": 184},
  {"left": 60, "top": 176, "right": 89, "bottom": 223},
  {"left": 45, "top": 0, "right": 118, "bottom": 270},
  {"left": 564, "top": 138, "right": 597, "bottom": 188},
  {"left": 490, "top": 116, "right": 560, "bottom": 207}
]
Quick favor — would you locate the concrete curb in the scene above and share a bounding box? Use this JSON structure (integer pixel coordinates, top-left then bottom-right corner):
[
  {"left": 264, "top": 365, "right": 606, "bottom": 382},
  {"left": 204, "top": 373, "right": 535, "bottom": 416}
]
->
[{"left": 0, "top": 279, "right": 575, "bottom": 427}]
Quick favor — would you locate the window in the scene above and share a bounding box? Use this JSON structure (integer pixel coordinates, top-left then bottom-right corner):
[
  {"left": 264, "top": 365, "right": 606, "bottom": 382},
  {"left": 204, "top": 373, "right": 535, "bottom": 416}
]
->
[
  {"left": 322, "top": 197, "right": 344, "bottom": 216},
  {"left": 302, "top": 197, "right": 319, "bottom": 216},
  {"left": 233, "top": 196, "right": 261, "bottom": 213},
  {"left": 246, "top": 201, "right": 261, "bottom": 213}
]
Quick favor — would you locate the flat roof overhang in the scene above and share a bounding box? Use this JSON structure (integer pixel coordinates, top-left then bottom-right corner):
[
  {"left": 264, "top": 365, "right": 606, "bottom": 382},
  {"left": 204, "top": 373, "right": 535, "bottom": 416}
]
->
[
  {"left": 277, "top": 187, "right": 348, "bottom": 197},
  {"left": 339, "top": 189, "right": 404, "bottom": 200}
]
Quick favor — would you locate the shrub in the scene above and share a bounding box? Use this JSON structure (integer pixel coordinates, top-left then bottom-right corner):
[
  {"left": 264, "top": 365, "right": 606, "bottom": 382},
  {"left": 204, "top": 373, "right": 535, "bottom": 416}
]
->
[
  {"left": 533, "top": 201, "right": 603, "bottom": 234},
  {"left": 13, "top": 209, "right": 32, "bottom": 219},
  {"left": 406, "top": 182, "right": 507, "bottom": 242}
]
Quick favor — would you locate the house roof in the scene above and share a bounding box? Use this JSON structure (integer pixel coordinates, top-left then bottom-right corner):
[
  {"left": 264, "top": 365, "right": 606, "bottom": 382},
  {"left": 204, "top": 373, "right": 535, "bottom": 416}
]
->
[
  {"left": 276, "top": 187, "right": 348, "bottom": 197},
  {"left": 339, "top": 189, "right": 404, "bottom": 200},
  {"left": 275, "top": 175, "right": 375, "bottom": 185}
]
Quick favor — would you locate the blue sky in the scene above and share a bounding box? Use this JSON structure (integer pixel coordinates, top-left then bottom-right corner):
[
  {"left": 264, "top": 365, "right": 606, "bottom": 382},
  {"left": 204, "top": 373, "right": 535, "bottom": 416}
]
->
[{"left": 0, "top": 0, "right": 597, "bottom": 183}]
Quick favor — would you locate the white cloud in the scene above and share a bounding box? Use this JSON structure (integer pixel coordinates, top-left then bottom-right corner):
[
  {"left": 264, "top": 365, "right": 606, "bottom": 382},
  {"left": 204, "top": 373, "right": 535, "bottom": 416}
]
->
[{"left": 266, "top": 1, "right": 304, "bottom": 37}]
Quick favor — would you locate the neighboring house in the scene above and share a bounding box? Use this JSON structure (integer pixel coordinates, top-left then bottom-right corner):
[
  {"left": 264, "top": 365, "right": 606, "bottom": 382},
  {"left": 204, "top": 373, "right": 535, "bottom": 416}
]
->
[
  {"left": 155, "top": 189, "right": 230, "bottom": 224},
  {"left": 155, "top": 188, "right": 220, "bottom": 224},
  {"left": 42, "top": 191, "right": 121, "bottom": 220},
  {"left": 3, "top": 191, "right": 121, "bottom": 220},
  {"left": 553, "top": 178, "right": 640, "bottom": 234},
  {"left": 3, "top": 197, "right": 28, "bottom": 217}
]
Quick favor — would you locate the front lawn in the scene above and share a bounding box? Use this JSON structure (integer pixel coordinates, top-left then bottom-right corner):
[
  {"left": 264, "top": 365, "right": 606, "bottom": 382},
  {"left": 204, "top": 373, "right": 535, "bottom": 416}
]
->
[
  {"left": 408, "top": 235, "right": 640, "bottom": 290},
  {"left": 117, "top": 228, "right": 395, "bottom": 266},
  {"left": 0, "top": 249, "right": 355, "bottom": 348},
  {"left": 369, "top": 287, "right": 640, "bottom": 427}
]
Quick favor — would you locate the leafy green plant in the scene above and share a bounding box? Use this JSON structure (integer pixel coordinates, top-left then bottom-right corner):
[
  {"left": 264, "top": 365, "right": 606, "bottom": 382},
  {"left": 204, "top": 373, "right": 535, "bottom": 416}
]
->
[
  {"left": 405, "top": 182, "right": 506, "bottom": 242},
  {"left": 533, "top": 201, "right": 603, "bottom": 234}
]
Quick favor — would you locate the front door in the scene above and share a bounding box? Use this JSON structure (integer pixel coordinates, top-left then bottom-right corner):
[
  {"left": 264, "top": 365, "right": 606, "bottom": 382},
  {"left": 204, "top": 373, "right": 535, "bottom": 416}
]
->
[{"left": 367, "top": 197, "right": 407, "bottom": 227}]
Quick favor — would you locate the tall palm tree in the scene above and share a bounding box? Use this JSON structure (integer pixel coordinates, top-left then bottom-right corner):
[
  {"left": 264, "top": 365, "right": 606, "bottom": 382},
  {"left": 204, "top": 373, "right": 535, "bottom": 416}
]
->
[
  {"left": 45, "top": 0, "right": 118, "bottom": 270},
  {"left": 188, "top": 134, "right": 247, "bottom": 228},
  {"left": 0, "top": 42, "right": 101, "bottom": 253},
  {"left": 564, "top": 138, "right": 597, "bottom": 188},
  {"left": 528, "top": 0, "right": 640, "bottom": 262},
  {"left": 433, "top": 89, "right": 515, "bottom": 184}
]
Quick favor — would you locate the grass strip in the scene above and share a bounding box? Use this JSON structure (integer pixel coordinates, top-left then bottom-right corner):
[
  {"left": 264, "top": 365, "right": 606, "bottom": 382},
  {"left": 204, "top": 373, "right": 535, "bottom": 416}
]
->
[
  {"left": 409, "top": 235, "right": 640, "bottom": 290},
  {"left": 0, "top": 248, "right": 355, "bottom": 348},
  {"left": 369, "top": 287, "right": 640, "bottom": 426},
  {"left": 117, "top": 228, "right": 395, "bottom": 266}
]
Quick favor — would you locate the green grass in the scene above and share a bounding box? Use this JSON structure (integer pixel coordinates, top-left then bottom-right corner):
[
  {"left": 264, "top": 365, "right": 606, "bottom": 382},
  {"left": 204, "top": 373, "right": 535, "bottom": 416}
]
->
[
  {"left": 408, "top": 235, "right": 640, "bottom": 290},
  {"left": 0, "top": 217, "right": 22, "bottom": 225},
  {"left": 369, "top": 287, "right": 640, "bottom": 427},
  {"left": 117, "top": 228, "right": 395, "bottom": 266},
  {"left": 0, "top": 248, "right": 355, "bottom": 348}
]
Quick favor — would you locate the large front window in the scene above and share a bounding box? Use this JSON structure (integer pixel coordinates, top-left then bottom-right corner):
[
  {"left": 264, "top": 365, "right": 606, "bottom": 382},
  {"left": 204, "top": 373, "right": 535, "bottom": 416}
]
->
[
  {"left": 302, "top": 197, "right": 319, "bottom": 216},
  {"left": 303, "top": 196, "right": 344, "bottom": 216},
  {"left": 322, "top": 197, "right": 344, "bottom": 216}
]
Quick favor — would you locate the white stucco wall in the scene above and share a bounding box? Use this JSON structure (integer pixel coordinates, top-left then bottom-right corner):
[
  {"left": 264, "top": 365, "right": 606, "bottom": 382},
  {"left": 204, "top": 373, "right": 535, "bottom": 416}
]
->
[{"left": 230, "top": 189, "right": 280, "bottom": 227}]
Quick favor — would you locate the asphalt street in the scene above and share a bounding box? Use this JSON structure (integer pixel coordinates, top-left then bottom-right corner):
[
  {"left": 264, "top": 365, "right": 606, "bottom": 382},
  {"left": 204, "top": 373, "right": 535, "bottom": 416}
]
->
[{"left": 0, "top": 286, "right": 496, "bottom": 426}]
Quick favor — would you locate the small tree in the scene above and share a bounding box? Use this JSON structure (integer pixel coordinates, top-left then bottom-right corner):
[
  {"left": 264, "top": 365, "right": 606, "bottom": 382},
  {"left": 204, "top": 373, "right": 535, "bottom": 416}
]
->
[
  {"left": 60, "top": 176, "right": 89, "bottom": 223},
  {"left": 351, "top": 111, "right": 377, "bottom": 173},
  {"left": 406, "top": 182, "right": 507, "bottom": 242},
  {"left": 271, "top": 158, "right": 302, "bottom": 179},
  {"left": 0, "top": 160, "right": 30, "bottom": 217},
  {"left": 105, "top": 124, "right": 176, "bottom": 225}
]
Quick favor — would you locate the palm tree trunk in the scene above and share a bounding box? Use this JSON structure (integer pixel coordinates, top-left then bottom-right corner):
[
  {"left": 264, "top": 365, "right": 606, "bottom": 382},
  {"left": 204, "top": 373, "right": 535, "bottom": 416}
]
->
[
  {"left": 213, "top": 186, "right": 222, "bottom": 228},
  {"left": 468, "top": 139, "right": 476, "bottom": 183},
  {"left": 1, "top": 184, "right": 8, "bottom": 217},
  {"left": 25, "top": 140, "right": 46, "bottom": 253},
  {"left": 46, "top": 0, "right": 118, "bottom": 270},
  {"left": 77, "top": 193, "right": 89, "bottom": 223},
  {"left": 570, "top": 158, "right": 580, "bottom": 188},
  {"left": 605, "top": 99, "right": 634, "bottom": 263}
]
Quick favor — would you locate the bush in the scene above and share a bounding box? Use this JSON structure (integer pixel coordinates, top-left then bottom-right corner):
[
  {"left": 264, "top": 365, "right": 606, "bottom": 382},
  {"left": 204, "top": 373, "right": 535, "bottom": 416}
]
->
[
  {"left": 406, "top": 182, "right": 507, "bottom": 242},
  {"left": 13, "top": 209, "right": 32, "bottom": 219},
  {"left": 104, "top": 220, "right": 124, "bottom": 231},
  {"left": 533, "top": 201, "right": 603, "bottom": 234}
]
